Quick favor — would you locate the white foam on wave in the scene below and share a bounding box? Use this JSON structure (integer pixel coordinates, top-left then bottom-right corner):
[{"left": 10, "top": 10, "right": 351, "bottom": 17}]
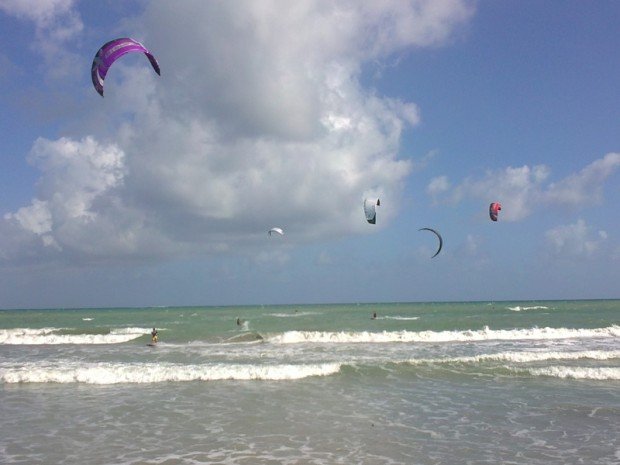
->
[
  {"left": 382, "top": 316, "right": 420, "bottom": 321},
  {"left": 406, "top": 350, "right": 620, "bottom": 365},
  {"left": 507, "top": 305, "right": 549, "bottom": 312},
  {"left": 0, "top": 361, "right": 342, "bottom": 384},
  {"left": 526, "top": 366, "right": 620, "bottom": 380},
  {"left": 0, "top": 327, "right": 150, "bottom": 345},
  {"left": 266, "top": 325, "right": 620, "bottom": 344},
  {"left": 268, "top": 311, "right": 321, "bottom": 318}
]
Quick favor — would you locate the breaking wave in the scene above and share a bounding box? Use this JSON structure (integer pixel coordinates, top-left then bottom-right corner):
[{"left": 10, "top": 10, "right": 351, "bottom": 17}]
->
[
  {"left": 0, "top": 361, "right": 342, "bottom": 384},
  {"left": 507, "top": 305, "right": 549, "bottom": 312},
  {"left": 400, "top": 350, "right": 620, "bottom": 381},
  {"left": 525, "top": 366, "right": 620, "bottom": 380},
  {"left": 266, "top": 326, "right": 620, "bottom": 344},
  {"left": 405, "top": 350, "right": 620, "bottom": 365},
  {"left": 381, "top": 316, "right": 420, "bottom": 321},
  {"left": 268, "top": 312, "right": 322, "bottom": 318},
  {"left": 0, "top": 327, "right": 149, "bottom": 345}
]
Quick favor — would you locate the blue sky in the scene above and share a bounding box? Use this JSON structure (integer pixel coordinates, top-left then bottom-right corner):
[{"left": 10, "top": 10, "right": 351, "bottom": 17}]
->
[{"left": 0, "top": 1, "right": 618, "bottom": 309}]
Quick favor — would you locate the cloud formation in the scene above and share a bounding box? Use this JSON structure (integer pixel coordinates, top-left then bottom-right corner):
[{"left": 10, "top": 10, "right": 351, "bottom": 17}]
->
[
  {"left": 0, "top": 0, "right": 83, "bottom": 79},
  {"left": 2, "top": 137, "right": 131, "bottom": 260},
  {"left": 0, "top": 0, "right": 475, "bottom": 266},
  {"left": 545, "top": 219, "right": 607, "bottom": 258},
  {"left": 429, "top": 153, "right": 620, "bottom": 221}
]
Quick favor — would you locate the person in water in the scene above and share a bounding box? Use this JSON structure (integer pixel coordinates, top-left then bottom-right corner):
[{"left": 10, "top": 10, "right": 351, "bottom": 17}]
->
[
  {"left": 151, "top": 328, "right": 158, "bottom": 343},
  {"left": 371, "top": 312, "right": 377, "bottom": 319}
]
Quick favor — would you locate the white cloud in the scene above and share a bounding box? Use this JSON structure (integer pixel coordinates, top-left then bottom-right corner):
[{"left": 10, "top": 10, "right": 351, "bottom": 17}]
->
[
  {"left": 544, "top": 153, "right": 620, "bottom": 207},
  {"left": 432, "top": 153, "right": 620, "bottom": 221},
  {"left": 27, "top": 137, "right": 126, "bottom": 217},
  {"left": 141, "top": 1, "right": 456, "bottom": 140},
  {"left": 427, "top": 175, "right": 450, "bottom": 198},
  {"left": 2, "top": 137, "right": 135, "bottom": 259},
  {"left": 0, "top": 0, "right": 83, "bottom": 79},
  {"left": 5, "top": 199, "right": 52, "bottom": 236},
  {"left": 1, "top": 0, "right": 475, "bottom": 265},
  {"left": 357, "top": 1, "right": 474, "bottom": 55},
  {"left": 0, "top": 0, "right": 73, "bottom": 23},
  {"left": 545, "top": 219, "right": 607, "bottom": 258}
]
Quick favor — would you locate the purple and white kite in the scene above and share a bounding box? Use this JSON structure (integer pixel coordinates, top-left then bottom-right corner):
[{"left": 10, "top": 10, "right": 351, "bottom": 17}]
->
[{"left": 91, "top": 38, "right": 160, "bottom": 96}]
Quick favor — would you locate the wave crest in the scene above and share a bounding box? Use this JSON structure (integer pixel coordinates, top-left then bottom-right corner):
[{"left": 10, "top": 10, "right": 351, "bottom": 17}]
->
[
  {"left": 526, "top": 366, "right": 620, "bottom": 380},
  {"left": 0, "top": 327, "right": 150, "bottom": 345},
  {"left": 406, "top": 350, "right": 620, "bottom": 365},
  {"left": 266, "top": 326, "right": 620, "bottom": 344},
  {"left": 507, "top": 305, "right": 549, "bottom": 312},
  {"left": 0, "top": 362, "right": 342, "bottom": 384}
]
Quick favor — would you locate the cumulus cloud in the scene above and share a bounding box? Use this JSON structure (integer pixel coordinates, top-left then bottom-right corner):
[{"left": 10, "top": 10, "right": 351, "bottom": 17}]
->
[
  {"left": 545, "top": 219, "right": 607, "bottom": 258},
  {"left": 0, "top": 0, "right": 83, "bottom": 79},
  {"left": 2, "top": 137, "right": 136, "bottom": 260},
  {"left": 27, "top": 137, "right": 126, "bottom": 218},
  {"left": 0, "top": 0, "right": 74, "bottom": 23},
  {"left": 430, "top": 153, "right": 620, "bottom": 221},
  {"left": 544, "top": 153, "right": 620, "bottom": 206},
  {"left": 427, "top": 175, "right": 450, "bottom": 198},
  {"left": 0, "top": 0, "right": 475, "bottom": 265}
]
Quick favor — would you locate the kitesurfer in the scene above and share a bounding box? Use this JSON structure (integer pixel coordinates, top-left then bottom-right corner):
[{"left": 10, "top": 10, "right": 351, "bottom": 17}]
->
[{"left": 151, "top": 328, "right": 158, "bottom": 343}]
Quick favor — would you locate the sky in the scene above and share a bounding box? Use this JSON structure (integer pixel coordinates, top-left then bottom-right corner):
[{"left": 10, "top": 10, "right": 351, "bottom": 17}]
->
[{"left": 0, "top": 0, "right": 618, "bottom": 309}]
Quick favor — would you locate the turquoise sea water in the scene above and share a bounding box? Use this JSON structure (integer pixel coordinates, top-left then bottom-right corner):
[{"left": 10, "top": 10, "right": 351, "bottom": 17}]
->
[{"left": 1, "top": 300, "right": 618, "bottom": 464}]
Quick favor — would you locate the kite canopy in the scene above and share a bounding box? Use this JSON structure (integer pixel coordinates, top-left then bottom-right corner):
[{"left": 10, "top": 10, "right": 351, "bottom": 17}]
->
[
  {"left": 364, "top": 198, "right": 380, "bottom": 224},
  {"left": 419, "top": 227, "right": 443, "bottom": 258},
  {"left": 91, "top": 38, "right": 160, "bottom": 96},
  {"left": 268, "top": 227, "right": 284, "bottom": 236},
  {"left": 489, "top": 202, "right": 502, "bottom": 222}
]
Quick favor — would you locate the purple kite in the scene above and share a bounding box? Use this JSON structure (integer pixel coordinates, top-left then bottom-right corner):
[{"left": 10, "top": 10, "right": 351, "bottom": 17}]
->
[{"left": 91, "top": 38, "right": 160, "bottom": 96}]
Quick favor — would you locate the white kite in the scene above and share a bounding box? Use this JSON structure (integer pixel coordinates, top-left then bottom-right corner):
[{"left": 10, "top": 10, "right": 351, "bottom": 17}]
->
[{"left": 363, "top": 198, "right": 380, "bottom": 224}]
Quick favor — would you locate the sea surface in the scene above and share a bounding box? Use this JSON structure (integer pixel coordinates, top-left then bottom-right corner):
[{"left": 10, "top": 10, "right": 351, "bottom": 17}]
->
[{"left": 1, "top": 300, "right": 618, "bottom": 464}]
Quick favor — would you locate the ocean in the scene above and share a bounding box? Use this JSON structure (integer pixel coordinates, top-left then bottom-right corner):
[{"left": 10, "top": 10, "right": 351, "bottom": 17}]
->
[{"left": 0, "top": 300, "right": 618, "bottom": 464}]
